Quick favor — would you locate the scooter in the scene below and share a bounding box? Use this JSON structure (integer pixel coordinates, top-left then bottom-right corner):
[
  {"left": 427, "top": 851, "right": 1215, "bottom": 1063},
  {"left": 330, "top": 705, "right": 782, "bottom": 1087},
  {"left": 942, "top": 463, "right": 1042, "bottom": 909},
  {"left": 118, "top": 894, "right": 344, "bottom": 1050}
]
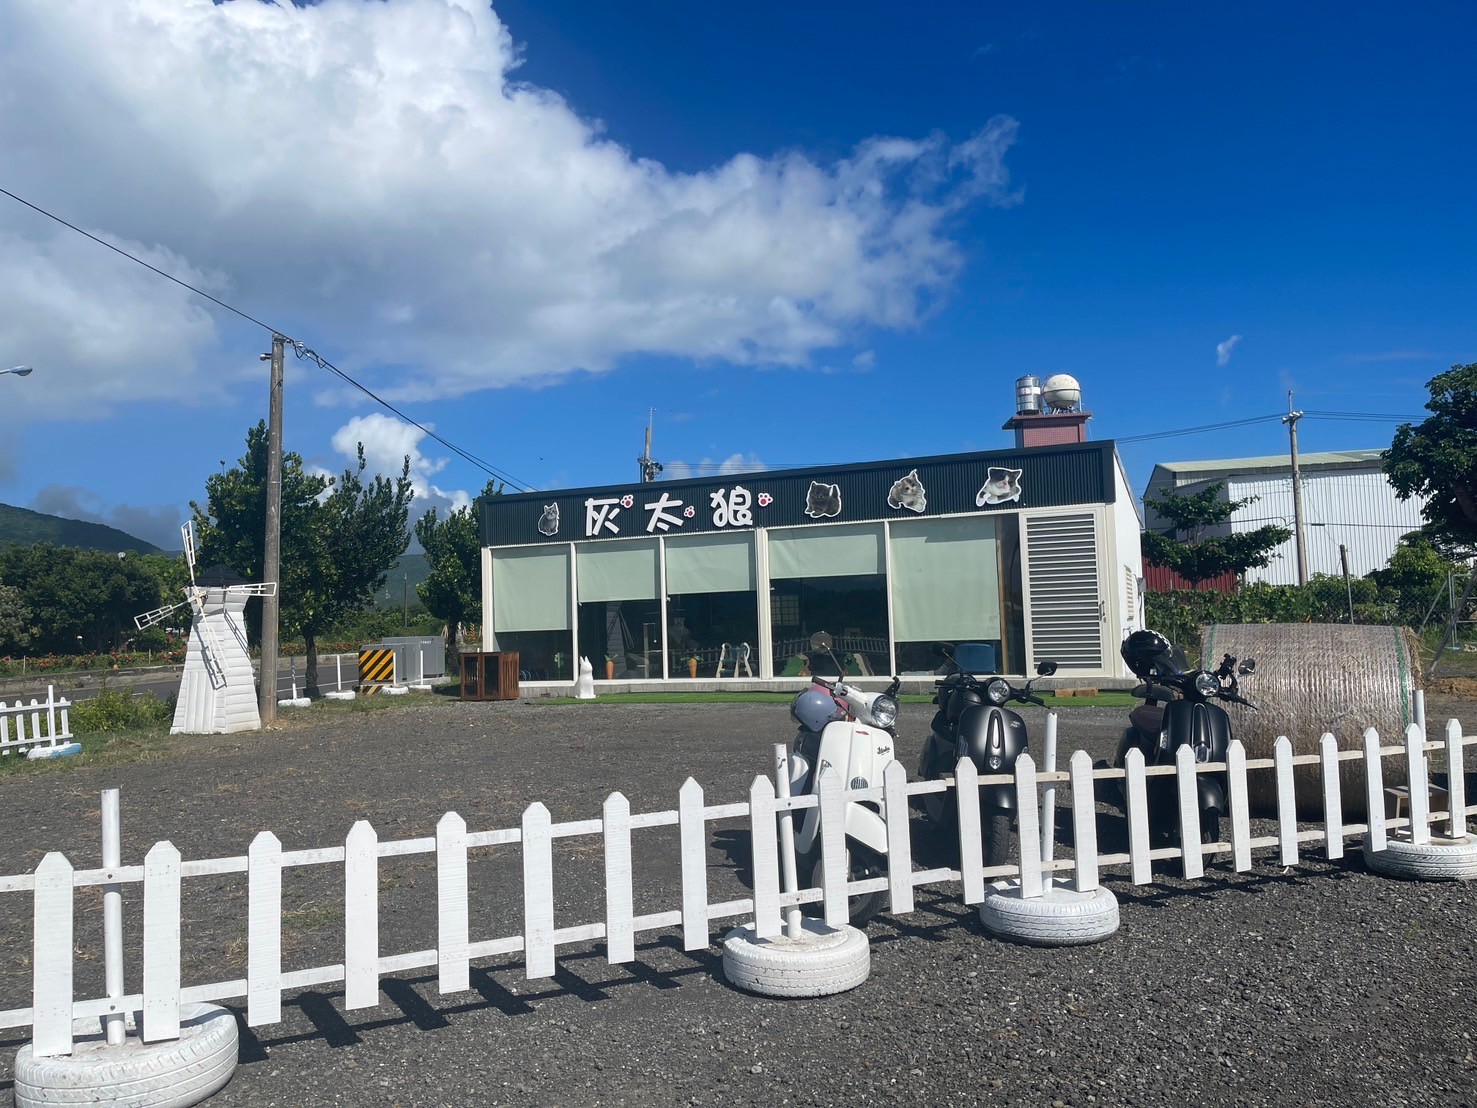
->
[
  {"left": 1113, "top": 629, "right": 1256, "bottom": 844},
  {"left": 915, "top": 645, "right": 1057, "bottom": 866},
  {"left": 786, "top": 632, "right": 902, "bottom": 927}
]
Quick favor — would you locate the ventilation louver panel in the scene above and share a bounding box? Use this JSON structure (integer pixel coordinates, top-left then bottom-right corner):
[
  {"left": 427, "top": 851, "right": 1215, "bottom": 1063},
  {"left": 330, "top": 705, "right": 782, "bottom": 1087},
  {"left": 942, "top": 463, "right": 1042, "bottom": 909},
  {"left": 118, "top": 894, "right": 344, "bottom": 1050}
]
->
[{"left": 1027, "top": 513, "right": 1102, "bottom": 669}]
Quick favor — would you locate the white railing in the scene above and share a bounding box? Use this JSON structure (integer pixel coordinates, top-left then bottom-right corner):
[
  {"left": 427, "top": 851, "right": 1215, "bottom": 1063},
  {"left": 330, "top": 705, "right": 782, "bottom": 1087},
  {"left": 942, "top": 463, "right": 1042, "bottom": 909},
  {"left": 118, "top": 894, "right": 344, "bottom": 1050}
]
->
[
  {"left": 0, "top": 717, "right": 1470, "bottom": 1058},
  {"left": 0, "top": 685, "right": 73, "bottom": 759},
  {"left": 273, "top": 653, "right": 358, "bottom": 699}
]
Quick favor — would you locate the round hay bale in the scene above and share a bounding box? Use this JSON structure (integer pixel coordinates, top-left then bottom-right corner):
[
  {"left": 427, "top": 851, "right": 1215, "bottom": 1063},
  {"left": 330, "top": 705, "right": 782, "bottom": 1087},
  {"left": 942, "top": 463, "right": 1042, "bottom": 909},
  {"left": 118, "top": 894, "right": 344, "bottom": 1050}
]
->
[{"left": 1200, "top": 623, "right": 1421, "bottom": 819}]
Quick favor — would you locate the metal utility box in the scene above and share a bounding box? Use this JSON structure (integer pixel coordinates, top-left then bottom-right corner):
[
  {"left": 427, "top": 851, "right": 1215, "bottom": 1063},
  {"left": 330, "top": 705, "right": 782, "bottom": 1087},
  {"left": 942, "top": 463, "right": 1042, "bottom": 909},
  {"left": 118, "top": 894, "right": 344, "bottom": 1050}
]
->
[
  {"left": 380, "top": 636, "right": 446, "bottom": 685},
  {"left": 460, "top": 652, "right": 520, "bottom": 701}
]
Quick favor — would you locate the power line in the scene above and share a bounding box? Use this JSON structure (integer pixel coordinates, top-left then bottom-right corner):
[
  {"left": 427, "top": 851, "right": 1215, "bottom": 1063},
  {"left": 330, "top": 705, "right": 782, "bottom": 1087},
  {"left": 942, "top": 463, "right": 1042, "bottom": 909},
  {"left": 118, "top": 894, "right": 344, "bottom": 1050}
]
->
[
  {"left": 1114, "top": 413, "right": 1285, "bottom": 444},
  {"left": 0, "top": 186, "right": 535, "bottom": 492}
]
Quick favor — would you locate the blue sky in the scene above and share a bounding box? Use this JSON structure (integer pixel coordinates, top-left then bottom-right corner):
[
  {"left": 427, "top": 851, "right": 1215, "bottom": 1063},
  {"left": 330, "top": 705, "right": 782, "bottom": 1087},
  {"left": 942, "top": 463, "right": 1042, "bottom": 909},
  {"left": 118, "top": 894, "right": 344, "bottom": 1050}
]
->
[{"left": 0, "top": 0, "right": 1472, "bottom": 549}]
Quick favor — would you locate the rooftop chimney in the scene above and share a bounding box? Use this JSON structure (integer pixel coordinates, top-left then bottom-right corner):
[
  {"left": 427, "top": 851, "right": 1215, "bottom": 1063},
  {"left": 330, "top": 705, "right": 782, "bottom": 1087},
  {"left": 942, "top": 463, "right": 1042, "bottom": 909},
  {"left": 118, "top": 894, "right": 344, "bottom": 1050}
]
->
[{"left": 1003, "top": 373, "right": 1091, "bottom": 448}]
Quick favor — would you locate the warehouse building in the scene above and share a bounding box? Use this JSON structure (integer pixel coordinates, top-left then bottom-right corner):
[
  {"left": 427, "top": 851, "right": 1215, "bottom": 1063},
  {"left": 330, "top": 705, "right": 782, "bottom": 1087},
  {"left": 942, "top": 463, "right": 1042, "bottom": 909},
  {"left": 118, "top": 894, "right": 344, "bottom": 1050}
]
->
[{"left": 1142, "top": 448, "right": 1426, "bottom": 586}]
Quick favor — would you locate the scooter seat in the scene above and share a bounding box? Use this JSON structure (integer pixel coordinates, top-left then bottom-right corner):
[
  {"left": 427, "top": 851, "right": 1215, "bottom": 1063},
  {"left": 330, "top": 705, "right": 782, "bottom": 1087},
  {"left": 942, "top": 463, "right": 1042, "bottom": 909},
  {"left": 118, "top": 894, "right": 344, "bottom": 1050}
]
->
[{"left": 1130, "top": 704, "right": 1164, "bottom": 736}]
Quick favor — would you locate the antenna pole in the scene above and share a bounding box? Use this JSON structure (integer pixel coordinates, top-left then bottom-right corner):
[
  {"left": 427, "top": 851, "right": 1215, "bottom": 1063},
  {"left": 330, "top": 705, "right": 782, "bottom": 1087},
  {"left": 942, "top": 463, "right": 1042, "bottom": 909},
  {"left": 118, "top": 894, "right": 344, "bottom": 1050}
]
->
[
  {"left": 259, "top": 334, "right": 285, "bottom": 725},
  {"left": 637, "top": 407, "right": 663, "bottom": 483},
  {"left": 1282, "top": 390, "right": 1309, "bottom": 585}
]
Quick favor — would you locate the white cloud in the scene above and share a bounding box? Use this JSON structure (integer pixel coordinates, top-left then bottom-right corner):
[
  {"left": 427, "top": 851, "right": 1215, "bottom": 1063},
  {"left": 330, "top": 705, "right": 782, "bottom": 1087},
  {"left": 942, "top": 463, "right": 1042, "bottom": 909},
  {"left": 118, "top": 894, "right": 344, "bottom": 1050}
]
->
[
  {"left": 662, "top": 453, "right": 768, "bottom": 480},
  {"left": 0, "top": 0, "right": 1021, "bottom": 421},
  {"left": 852, "top": 350, "right": 877, "bottom": 369},
  {"left": 328, "top": 413, "right": 471, "bottom": 516},
  {"left": 1215, "top": 334, "right": 1242, "bottom": 367}
]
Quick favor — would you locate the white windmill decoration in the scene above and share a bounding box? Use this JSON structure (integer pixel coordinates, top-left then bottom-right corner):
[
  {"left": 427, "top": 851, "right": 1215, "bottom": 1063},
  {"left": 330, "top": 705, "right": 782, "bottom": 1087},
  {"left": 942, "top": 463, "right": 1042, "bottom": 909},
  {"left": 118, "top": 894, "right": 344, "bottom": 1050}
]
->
[{"left": 135, "top": 521, "right": 278, "bottom": 735}]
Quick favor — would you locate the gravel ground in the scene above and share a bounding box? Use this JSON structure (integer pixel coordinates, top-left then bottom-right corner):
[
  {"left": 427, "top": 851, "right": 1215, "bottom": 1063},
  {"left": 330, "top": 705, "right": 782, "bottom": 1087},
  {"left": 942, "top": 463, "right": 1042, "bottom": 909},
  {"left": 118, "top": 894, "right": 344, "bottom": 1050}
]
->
[{"left": 1, "top": 694, "right": 1475, "bottom": 1108}]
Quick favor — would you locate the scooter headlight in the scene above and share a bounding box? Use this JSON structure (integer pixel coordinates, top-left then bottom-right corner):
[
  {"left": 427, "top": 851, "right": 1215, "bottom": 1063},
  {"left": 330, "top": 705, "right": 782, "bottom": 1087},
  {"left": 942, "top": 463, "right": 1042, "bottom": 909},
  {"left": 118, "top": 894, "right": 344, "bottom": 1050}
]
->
[
  {"left": 869, "top": 694, "right": 898, "bottom": 729},
  {"left": 1194, "top": 672, "right": 1220, "bottom": 698},
  {"left": 985, "top": 679, "right": 1010, "bottom": 706}
]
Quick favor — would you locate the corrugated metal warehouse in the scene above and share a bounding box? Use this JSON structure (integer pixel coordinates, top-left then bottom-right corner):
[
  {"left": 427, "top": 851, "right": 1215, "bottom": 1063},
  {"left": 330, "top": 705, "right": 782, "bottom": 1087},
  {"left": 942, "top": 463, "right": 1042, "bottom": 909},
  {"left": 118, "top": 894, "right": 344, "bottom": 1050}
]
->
[{"left": 1142, "top": 448, "right": 1427, "bottom": 585}]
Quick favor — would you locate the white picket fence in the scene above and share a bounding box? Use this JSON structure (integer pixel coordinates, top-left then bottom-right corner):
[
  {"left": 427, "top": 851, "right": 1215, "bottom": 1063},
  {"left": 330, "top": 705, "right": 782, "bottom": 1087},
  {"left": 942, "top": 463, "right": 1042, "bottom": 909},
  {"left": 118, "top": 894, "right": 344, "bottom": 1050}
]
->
[
  {"left": 0, "top": 685, "right": 73, "bottom": 759},
  {"left": 0, "top": 717, "right": 1471, "bottom": 1059}
]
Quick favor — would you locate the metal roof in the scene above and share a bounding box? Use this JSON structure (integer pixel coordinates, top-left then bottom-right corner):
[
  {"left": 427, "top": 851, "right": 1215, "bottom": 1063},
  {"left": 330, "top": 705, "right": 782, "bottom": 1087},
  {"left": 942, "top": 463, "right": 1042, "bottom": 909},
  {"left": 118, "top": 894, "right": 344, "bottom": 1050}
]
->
[{"left": 1153, "top": 448, "right": 1385, "bottom": 476}]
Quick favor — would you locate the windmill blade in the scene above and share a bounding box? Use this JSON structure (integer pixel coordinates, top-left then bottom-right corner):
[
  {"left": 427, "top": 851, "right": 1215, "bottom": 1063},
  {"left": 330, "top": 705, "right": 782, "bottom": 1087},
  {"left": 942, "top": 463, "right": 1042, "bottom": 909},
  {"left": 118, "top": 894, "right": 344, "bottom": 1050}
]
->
[
  {"left": 182, "top": 520, "right": 199, "bottom": 586},
  {"left": 134, "top": 600, "right": 186, "bottom": 631}
]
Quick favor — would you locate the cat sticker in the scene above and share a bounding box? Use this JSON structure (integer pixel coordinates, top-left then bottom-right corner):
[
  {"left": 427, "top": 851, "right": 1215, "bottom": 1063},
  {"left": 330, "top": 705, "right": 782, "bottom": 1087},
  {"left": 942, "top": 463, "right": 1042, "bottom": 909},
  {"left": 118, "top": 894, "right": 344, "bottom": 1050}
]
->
[
  {"left": 975, "top": 467, "right": 1023, "bottom": 507},
  {"left": 537, "top": 503, "right": 560, "bottom": 536},
  {"left": 804, "top": 480, "right": 842, "bottom": 519},
  {"left": 887, "top": 468, "right": 927, "bottom": 513}
]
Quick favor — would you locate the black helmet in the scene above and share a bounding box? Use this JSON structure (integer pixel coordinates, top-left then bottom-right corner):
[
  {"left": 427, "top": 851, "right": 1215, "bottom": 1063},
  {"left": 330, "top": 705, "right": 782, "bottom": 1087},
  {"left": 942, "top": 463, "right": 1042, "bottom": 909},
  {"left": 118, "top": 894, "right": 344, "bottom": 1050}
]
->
[{"left": 1120, "top": 629, "right": 1175, "bottom": 679}]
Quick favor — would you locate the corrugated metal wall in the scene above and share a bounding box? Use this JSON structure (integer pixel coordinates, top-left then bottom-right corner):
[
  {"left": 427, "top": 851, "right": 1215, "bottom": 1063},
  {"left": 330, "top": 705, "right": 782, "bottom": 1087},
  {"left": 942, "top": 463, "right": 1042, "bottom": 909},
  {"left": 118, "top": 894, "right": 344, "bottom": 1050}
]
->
[{"left": 1228, "top": 470, "right": 1426, "bottom": 584}]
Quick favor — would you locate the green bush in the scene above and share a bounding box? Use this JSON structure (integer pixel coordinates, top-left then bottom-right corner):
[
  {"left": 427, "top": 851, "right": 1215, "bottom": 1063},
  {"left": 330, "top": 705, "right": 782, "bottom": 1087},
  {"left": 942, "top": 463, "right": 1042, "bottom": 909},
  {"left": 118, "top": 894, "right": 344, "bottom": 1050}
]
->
[{"left": 72, "top": 684, "right": 175, "bottom": 733}]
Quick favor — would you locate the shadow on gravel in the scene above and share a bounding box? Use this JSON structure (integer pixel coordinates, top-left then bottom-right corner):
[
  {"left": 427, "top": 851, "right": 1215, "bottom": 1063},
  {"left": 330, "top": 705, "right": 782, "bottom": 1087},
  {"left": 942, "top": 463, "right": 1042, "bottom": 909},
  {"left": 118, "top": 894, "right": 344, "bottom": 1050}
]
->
[{"left": 232, "top": 934, "right": 723, "bottom": 1062}]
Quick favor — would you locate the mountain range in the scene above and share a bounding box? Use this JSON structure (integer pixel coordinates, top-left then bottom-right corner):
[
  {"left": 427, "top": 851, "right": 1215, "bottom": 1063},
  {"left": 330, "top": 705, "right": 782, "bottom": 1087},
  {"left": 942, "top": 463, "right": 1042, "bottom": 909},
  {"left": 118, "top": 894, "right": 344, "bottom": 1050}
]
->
[{"left": 0, "top": 503, "right": 165, "bottom": 554}]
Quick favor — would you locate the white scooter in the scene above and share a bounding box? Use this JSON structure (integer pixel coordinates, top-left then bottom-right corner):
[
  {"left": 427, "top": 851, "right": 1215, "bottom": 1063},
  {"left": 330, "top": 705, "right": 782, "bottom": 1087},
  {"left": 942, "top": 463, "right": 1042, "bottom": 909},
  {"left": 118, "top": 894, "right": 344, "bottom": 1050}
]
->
[{"left": 786, "top": 631, "right": 901, "bottom": 926}]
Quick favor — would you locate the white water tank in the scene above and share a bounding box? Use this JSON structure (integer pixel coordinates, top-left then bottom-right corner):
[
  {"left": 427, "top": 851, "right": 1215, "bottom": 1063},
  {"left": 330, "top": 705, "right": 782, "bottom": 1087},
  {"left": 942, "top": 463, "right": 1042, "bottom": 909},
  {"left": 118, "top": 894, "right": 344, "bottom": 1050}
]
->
[{"left": 1042, "top": 373, "right": 1082, "bottom": 412}]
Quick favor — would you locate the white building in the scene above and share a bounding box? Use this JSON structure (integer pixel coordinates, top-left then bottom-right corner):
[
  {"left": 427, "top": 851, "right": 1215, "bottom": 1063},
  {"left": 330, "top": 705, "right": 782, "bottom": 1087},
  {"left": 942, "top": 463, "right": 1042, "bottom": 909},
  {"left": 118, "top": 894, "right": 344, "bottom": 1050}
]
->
[{"left": 1142, "top": 448, "right": 1426, "bottom": 585}]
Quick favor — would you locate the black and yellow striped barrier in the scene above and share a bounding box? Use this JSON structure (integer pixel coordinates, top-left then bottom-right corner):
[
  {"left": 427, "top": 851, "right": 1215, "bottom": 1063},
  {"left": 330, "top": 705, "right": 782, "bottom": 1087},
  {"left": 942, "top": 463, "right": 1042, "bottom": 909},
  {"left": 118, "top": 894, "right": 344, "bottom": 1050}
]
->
[{"left": 357, "top": 648, "right": 396, "bottom": 695}]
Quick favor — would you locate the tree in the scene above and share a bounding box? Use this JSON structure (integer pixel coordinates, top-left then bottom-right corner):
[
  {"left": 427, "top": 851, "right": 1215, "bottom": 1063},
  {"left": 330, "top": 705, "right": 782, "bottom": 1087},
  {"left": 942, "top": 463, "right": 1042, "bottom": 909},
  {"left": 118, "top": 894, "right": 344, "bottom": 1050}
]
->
[
  {"left": 1368, "top": 532, "right": 1470, "bottom": 622},
  {"left": 1141, "top": 481, "right": 1293, "bottom": 587},
  {"left": 0, "top": 583, "right": 32, "bottom": 655},
  {"left": 0, "top": 544, "right": 165, "bottom": 653},
  {"left": 1383, "top": 362, "right": 1477, "bottom": 558},
  {"left": 415, "top": 479, "right": 501, "bottom": 658},
  {"left": 193, "top": 423, "right": 413, "bottom": 697}
]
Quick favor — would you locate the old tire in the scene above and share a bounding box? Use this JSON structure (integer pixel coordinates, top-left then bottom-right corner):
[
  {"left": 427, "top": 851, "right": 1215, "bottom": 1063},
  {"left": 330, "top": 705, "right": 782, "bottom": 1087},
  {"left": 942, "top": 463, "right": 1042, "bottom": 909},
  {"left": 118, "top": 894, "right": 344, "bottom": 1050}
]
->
[
  {"left": 721, "top": 918, "right": 870, "bottom": 997},
  {"left": 14, "top": 1003, "right": 238, "bottom": 1108},
  {"left": 979, "top": 877, "right": 1120, "bottom": 946},
  {"left": 1362, "top": 832, "right": 1477, "bottom": 881}
]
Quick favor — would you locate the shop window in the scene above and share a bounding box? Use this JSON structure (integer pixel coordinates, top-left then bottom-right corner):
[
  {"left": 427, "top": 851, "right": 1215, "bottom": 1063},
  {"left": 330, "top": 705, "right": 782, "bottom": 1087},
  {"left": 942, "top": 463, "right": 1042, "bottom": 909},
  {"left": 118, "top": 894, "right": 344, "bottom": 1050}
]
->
[
  {"left": 664, "top": 532, "right": 757, "bottom": 678},
  {"left": 890, "top": 515, "right": 1025, "bottom": 675},
  {"left": 576, "top": 539, "right": 663, "bottom": 679},
  {"left": 768, "top": 523, "right": 889, "bottom": 677},
  {"left": 491, "top": 545, "right": 572, "bottom": 681}
]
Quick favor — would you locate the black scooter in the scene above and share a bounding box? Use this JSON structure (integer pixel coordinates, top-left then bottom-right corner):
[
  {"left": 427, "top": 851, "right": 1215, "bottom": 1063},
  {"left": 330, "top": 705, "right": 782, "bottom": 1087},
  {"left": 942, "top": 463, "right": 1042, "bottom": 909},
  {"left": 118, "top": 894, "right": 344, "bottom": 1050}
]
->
[
  {"left": 1113, "top": 637, "right": 1256, "bottom": 845},
  {"left": 915, "top": 645, "right": 1057, "bottom": 866}
]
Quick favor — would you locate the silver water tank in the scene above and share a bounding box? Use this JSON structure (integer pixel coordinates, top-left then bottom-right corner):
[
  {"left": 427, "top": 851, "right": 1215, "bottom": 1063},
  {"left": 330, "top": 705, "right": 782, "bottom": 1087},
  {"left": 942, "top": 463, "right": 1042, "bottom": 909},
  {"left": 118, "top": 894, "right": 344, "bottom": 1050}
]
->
[{"left": 1015, "top": 375, "right": 1042, "bottom": 415}]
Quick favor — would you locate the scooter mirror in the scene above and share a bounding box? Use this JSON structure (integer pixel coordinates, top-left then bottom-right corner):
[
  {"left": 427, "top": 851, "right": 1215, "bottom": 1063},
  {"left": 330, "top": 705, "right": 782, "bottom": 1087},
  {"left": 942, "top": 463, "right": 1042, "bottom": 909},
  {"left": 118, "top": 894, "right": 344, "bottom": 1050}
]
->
[
  {"left": 1036, "top": 661, "right": 1058, "bottom": 677},
  {"left": 1238, "top": 658, "right": 1257, "bottom": 676},
  {"left": 809, "top": 631, "right": 833, "bottom": 653}
]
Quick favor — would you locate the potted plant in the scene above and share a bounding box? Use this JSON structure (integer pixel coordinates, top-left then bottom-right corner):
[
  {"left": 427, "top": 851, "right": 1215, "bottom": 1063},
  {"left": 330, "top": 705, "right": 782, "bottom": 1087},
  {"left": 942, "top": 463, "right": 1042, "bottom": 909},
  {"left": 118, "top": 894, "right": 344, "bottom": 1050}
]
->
[
  {"left": 687, "top": 655, "right": 699, "bottom": 678},
  {"left": 604, "top": 655, "right": 616, "bottom": 680}
]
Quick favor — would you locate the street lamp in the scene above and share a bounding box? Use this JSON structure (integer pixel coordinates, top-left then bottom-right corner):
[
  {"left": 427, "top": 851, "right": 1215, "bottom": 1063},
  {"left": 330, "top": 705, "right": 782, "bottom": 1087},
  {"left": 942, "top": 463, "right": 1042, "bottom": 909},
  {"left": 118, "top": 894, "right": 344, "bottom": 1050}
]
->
[{"left": 2, "top": 366, "right": 34, "bottom": 377}]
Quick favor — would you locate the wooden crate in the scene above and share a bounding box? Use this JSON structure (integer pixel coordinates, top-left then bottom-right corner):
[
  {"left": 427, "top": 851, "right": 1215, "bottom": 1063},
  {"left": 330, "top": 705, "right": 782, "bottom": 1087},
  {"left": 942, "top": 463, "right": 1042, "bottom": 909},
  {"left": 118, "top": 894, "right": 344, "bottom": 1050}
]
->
[{"left": 460, "top": 652, "right": 520, "bottom": 701}]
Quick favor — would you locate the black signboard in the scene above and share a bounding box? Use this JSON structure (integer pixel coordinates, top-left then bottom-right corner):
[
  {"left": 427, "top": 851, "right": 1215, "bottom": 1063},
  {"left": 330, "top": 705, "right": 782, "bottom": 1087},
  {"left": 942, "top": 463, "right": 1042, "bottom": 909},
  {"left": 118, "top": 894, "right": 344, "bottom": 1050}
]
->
[{"left": 480, "top": 441, "right": 1118, "bottom": 548}]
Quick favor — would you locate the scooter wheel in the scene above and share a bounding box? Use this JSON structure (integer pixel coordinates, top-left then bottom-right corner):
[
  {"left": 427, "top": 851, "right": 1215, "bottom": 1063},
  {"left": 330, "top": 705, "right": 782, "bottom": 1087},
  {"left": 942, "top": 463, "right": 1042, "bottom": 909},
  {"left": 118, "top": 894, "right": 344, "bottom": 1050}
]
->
[
  {"left": 720, "top": 918, "right": 871, "bottom": 997},
  {"left": 1362, "top": 831, "right": 1477, "bottom": 881},
  {"left": 979, "top": 877, "right": 1119, "bottom": 946}
]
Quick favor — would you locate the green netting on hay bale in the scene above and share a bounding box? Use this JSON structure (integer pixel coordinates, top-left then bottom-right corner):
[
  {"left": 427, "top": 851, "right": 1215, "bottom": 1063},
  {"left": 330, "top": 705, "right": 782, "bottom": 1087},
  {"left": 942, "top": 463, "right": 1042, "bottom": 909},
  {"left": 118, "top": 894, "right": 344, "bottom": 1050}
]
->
[{"left": 1200, "top": 623, "right": 1421, "bottom": 819}]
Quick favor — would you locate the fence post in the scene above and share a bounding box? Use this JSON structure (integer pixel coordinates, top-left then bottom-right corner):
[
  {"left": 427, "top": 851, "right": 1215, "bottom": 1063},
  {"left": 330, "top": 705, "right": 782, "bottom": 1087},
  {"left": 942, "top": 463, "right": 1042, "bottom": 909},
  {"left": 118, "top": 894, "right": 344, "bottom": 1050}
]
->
[
  {"left": 748, "top": 775, "right": 782, "bottom": 937},
  {"left": 954, "top": 758, "right": 984, "bottom": 904},
  {"left": 31, "top": 852, "right": 75, "bottom": 1058},
  {"left": 141, "top": 841, "right": 182, "bottom": 1043},
  {"left": 773, "top": 745, "right": 804, "bottom": 939},
  {"left": 603, "top": 793, "right": 635, "bottom": 964},
  {"left": 1015, "top": 754, "right": 1043, "bottom": 897},
  {"left": 435, "top": 813, "right": 469, "bottom": 995},
  {"left": 1447, "top": 720, "right": 1468, "bottom": 840},
  {"left": 522, "top": 804, "right": 555, "bottom": 979},
  {"left": 1228, "top": 740, "right": 1252, "bottom": 870},
  {"left": 1040, "top": 709, "right": 1059, "bottom": 862},
  {"left": 1124, "top": 748, "right": 1152, "bottom": 884},
  {"left": 344, "top": 820, "right": 380, "bottom": 1007},
  {"left": 1318, "top": 734, "right": 1343, "bottom": 860},
  {"left": 247, "top": 832, "right": 283, "bottom": 1026},
  {"left": 678, "top": 779, "right": 709, "bottom": 951},
  {"left": 1174, "top": 745, "right": 1203, "bottom": 879},
  {"left": 1406, "top": 724, "right": 1430, "bottom": 845},
  {"left": 1069, "top": 750, "right": 1099, "bottom": 892},
  {"left": 816, "top": 768, "right": 848, "bottom": 927},
  {"left": 1363, "top": 728, "right": 1386, "bottom": 852},
  {"left": 882, "top": 760, "right": 914, "bottom": 916},
  {"left": 1274, "top": 737, "right": 1298, "bottom": 867}
]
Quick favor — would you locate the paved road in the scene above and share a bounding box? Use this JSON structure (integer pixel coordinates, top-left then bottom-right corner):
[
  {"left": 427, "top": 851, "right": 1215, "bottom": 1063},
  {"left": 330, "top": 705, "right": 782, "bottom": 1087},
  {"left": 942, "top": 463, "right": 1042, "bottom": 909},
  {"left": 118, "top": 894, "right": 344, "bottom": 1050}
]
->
[{"left": 0, "top": 697, "right": 1474, "bottom": 1107}]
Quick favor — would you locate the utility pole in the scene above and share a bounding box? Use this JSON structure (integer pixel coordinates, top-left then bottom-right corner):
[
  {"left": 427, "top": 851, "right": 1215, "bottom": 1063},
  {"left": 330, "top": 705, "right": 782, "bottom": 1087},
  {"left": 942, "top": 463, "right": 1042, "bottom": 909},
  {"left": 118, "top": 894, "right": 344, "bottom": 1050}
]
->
[
  {"left": 1339, "top": 543, "right": 1354, "bottom": 623},
  {"left": 637, "top": 408, "right": 663, "bottom": 483},
  {"left": 1282, "top": 391, "right": 1309, "bottom": 585},
  {"left": 259, "top": 334, "right": 285, "bottom": 726}
]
